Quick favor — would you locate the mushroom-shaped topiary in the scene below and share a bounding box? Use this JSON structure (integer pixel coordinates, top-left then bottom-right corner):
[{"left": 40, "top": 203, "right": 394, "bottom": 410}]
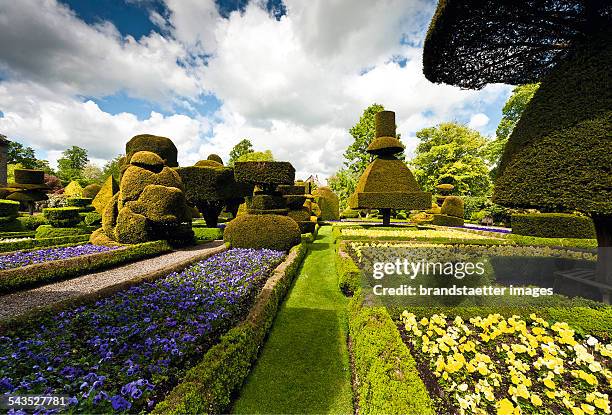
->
[
  {"left": 348, "top": 111, "right": 431, "bottom": 225},
  {"left": 422, "top": 0, "right": 612, "bottom": 288},
  {"left": 433, "top": 196, "right": 465, "bottom": 227},
  {"left": 207, "top": 154, "right": 223, "bottom": 164},
  {"left": 1, "top": 169, "right": 49, "bottom": 215}
]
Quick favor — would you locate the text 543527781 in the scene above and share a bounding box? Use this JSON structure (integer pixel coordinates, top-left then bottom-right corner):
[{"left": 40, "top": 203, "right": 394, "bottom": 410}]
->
[{"left": 1, "top": 395, "right": 70, "bottom": 410}]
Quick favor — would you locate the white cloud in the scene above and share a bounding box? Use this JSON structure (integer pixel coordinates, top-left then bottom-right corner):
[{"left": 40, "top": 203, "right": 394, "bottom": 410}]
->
[
  {"left": 0, "top": 0, "right": 511, "bottom": 180},
  {"left": 0, "top": 0, "right": 201, "bottom": 103},
  {"left": 0, "top": 81, "right": 208, "bottom": 167},
  {"left": 468, "top": 113, "right": 490, "bottom": 129}
]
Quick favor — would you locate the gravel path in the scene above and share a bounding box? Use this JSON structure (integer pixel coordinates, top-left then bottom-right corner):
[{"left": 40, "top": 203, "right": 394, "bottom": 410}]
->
[{"left": 0, "top": 241, "right": 226, "bottom": 321}]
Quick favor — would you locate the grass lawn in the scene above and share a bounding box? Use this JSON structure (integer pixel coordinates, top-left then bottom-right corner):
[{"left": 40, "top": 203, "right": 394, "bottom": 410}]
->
[{"left": 232, "top": 226, "right": 354, "bottom": 414}]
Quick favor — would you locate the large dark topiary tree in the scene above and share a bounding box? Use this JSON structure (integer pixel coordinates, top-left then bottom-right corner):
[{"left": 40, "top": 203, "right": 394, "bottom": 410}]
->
[{"left": 423, "top": 0, "right": 612, "bottom": 287}]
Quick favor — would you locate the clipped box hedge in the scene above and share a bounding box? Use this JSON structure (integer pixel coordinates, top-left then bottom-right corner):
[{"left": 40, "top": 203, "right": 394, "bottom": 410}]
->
[
  {"left": 432, "top": 214, "right": 464, "bottom": 227},
  {"left": 43, "top": 207, "right": 82, "bottom": 227},
  {"left": 0, "top": 200, "right": 20, "bottom": 217},
  {"left": 234, "top": 161, "right": 295, "bottom": 185},
  {"left": 511, "top": 213, "right": 596, "bottom": 239},
  {"left": 35, "top": 225, "right": 92, "bottom": 239},
  {"left": 153, "top": 242, "right": 307, "bottom": 414},
  {"left": 0, "top": 234, "right": 90, "bottom": 253},
  {"left": 0, "top": 240, "right": 172, "bottom": 293},
  {"left": 348, "top": 293, "right": 434, "bottom": 414}
]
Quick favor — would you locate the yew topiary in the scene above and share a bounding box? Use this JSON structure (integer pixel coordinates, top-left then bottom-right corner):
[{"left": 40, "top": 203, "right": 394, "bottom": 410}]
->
[
  {"left": 92, "top": 176, "right": 119, "bottom": 214},
  {"left": 313, "top": 186, "right": 340, "bottom": 221},
  {"left": 224, "top": 214, "right": 300, "bottom": 251},
  {"left": 82, "top": 183, "right": 102, "bottom": 199},
  {"left": 126, "top": 134, "right": 178, "bottom": 167}
]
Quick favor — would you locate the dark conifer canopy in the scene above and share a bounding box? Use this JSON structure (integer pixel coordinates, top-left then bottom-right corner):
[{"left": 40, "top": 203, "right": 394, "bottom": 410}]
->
[{"left": 423, "top": 0, "right": 612, "bottom": 88}]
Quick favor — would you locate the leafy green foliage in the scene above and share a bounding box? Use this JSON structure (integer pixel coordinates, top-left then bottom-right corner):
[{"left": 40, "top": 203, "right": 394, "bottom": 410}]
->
[
  {"left": 485, "top": 84, "right": 539, "bottom": 175},
  {"left": 327, "top": 168, "right": 357, "bottom": 211},
  {"left": 228, "top": 138, "right": 254, "bottom": 166},
  {"left": 344, "top": 104, "right": 386, "bottom": 174},
  {"left": 101, "top": 154, "right": 123, "bottom": 182},
  {"left": 7, "top": 141, "right": 37, "bottom": 168},
  {"left": 235, "top": 150, "right": 274, "bottom": 163},
  {"left": 57, "top": 146, "right": 89, "bottom": 184},
  {"left": 411, "top": 122, "right": 492, "bottom": 196}
]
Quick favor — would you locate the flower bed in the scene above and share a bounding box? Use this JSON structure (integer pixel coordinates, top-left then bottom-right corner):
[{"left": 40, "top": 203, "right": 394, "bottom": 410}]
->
[
  {"left": 335, "top": 226, "right": 508, "bottom": 245},
  {"left": 401, "top": 312, "right": 612, "bottom": 415},
  {"left": 0, "top": 244, "right": 118, "bottom": 270},
  {"left": 0, "top": 248, "right": 285, "bottom": 413}
]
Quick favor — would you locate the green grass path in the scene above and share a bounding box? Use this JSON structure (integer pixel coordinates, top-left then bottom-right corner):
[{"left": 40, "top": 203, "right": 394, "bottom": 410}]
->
[{"left": 232, "top": 226, "right": 353, "bottom": 414}]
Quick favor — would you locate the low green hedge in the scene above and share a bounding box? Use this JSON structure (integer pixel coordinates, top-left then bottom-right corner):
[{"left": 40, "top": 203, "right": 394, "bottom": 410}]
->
[
  {"left": 0, "top": 200, "right": 20, "bottom": 217},
  {"left": 432, "top": 214, "right": 464, "bottom": 227},
  {"left": 348, "top": 292, "right": 434, "bottom": 414},
  {"left": 43, "top": 207, "right": 82, "bottom": 228},
  {"left": 0, "top": 234, "right": 90, "bottom": 253},
  {"left": 0, "top": 231, "right": 36, "bottom": 239},
  {"left": 18, "top": 214, "right": 49, "bottom": 230},
  {"left": 0, "top": 240, "right": 172, "bottom": 293},
  {"left": 193, "top": 227, "right": 223, "bottom": 241},
  {"left": 335, "top": 244, "right": 361, "bottom": 296},
  {"left": 35, "top": 225, "right": 92, "bottom": 239},
  {"left": 511, "top": 213, "right": 596, "bottom": 239},
  {"left": 153, "top": 243, "right": 307, "bottom": 414}
]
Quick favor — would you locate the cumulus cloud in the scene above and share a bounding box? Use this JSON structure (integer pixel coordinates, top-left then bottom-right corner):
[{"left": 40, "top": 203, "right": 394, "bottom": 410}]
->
[
  {"left": 468, "top": 113, "right": 490, "bottom": 129},
  {"left": 0, "top": 0, "right": 511, "bottom": 179},
  {"left": 0, "top": 0, "right": 201, "bottom": 103}
]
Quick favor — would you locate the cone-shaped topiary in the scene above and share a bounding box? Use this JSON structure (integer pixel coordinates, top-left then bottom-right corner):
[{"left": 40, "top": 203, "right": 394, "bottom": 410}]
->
[
  {"left": 92, "top": 176, "right": 119, "bottom": 214},
  {"left": 349, "top": 111, "right": 431, "bottom": 225},
  {"left": 64, "top": 181, "right": 83, "bottom": 197}
]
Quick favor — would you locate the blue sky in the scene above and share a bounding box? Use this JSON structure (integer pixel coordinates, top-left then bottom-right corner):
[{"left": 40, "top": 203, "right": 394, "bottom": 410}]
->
[{"left": 0, "top": 0, "right": 511, "bottom": 179}]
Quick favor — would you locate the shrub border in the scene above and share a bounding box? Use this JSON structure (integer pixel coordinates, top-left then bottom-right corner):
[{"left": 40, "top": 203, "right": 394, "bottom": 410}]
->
[
  {"left": 152, "top": 242, "right": 308, "bottom": 414},
  {"left": 0, "top": 241, "right": 227, "bottom": 330},
  {"left": 337, "top": 245, "right": 435, "bottom": 414},
  {"left": 0, "top": 234, "right": 90, "bottom": 253}
]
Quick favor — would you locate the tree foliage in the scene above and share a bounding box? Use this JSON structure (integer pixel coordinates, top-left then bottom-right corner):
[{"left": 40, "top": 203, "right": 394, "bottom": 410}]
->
[
  {"left": 101, "top": 155, "right": 123, "bottom": 183},
  {"left": 228, "top": 139, "right": 254, "bottom": 166},
  {"left": 485, "top": 83, "right": 539, "bottom": 174},
  {"left": 235, "top": 150, "right": 274, "bottom": 163},
  {"left": 7, "top": 141, "right": 37, "bottom": 168},
  {"left": 327, "top": 168, "right": 358, "bottom": 211},
  {"left": 57, "top": 146, "right": 88, "bottom": 184},
  {"left": 423, "top": 0, "right": 611, "bottom": 88},
  {"left": 411, "top": 122, "right": 491, "bottom": 196}
]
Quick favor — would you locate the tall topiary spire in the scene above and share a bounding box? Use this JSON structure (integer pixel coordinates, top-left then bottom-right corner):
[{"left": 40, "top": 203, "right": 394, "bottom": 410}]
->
[{"left": 348, "top": 111, "right": 431, "bottom": 226}]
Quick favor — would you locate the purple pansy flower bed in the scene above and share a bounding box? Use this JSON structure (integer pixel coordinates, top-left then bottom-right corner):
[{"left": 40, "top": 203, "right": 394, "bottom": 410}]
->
[
  {"left": 461, "top": 225, "right": 512, "bottom": 234},
  {"left": 0, "top": 244, "right": 119, "bottom": 270},
  {"left": 1, "top": 248, "right": 285, "bottom": 414}
]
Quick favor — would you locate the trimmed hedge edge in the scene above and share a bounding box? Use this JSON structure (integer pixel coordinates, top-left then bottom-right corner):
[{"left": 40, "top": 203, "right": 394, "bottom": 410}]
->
[
  {"left": 0, "top": 241, "right": 227, "bottom": 330},
  {"left": 0, "top": 240, "right": 174, "bottom": 295},
  {"left": 0, "top": 235, "right": 91, "bottom": 253},
  {"left": 152, "top": 242, "right": 308, "bottom": 415},
  {"left": 341, "top": 247, "right": 435, "bottom": 415}
]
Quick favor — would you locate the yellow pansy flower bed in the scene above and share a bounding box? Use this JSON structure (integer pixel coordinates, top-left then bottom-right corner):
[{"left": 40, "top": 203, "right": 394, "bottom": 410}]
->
[{"left": 401, "top": 312, "right": 611, "bottom": 415}]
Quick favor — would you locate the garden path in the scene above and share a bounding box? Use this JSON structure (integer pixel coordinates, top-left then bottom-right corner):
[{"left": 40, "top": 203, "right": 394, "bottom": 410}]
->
[
  {"left": 232, "top": 226, "right": 354, "bottom": 414},
  {"left": 0, "top": 241, "right": 226, "bottom": 321}
]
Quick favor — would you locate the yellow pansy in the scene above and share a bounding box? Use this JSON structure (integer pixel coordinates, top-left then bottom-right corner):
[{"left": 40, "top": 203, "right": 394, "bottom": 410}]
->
[{"left": 531, "top": 395, "right": 542, "bottom": 406}]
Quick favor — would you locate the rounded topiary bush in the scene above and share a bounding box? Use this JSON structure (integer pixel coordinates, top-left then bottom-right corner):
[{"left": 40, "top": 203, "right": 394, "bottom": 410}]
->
[
  {"left": 14, "top": 169, "right": 44, "bottom": 185},
  {"left": 313, "top": 186, "right": 340, "bottom": 220},
  {"left": 0, "top": 200, "right": 20, "bottom": 218},
  {"left": 126, "top": 134, "right": 178, "bottom": 167},
  {"left": 224, "top": 214, "right": 300, "bottom": 251},
  {"left": 194, "top": 159, "right": 223, "bottom": 168},
  {"left": 511, "top": 213, "right": 596, "bottom": 239},
  {"left": 82, "top": 184, "right": 102, "bottom": 199},
  {"left": 341, "top": 208, "right": 360, "bottom": 219},
  {"left": 43, "top": 207, "right": 82, "bottom": 228},
  {"left": 432, "top": 214, "right": 464, "bottom": 227},
  {"left": 441, "top": 196, "right": 464, "bottom": 218},
  {"left": 207, "top": 154, "right": 223, "bottom": 164},
  {"left": 64, "top": 181, "right": 84, "bottom": 197}
]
